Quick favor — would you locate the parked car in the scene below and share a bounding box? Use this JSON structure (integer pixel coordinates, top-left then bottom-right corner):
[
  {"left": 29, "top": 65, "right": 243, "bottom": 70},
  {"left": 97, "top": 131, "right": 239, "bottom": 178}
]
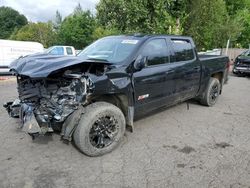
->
[
  {"left": 233, "top": 50, "right": 250, "bottom": 76},
  {"left": 4, "top": 34, "right": 229, "bottom": 156},
  {"left": 45, "top": 46, "right": 76, "bottom": 56},
  {"left": 0, "top": 40, "right": 44, "bottom": 75}
]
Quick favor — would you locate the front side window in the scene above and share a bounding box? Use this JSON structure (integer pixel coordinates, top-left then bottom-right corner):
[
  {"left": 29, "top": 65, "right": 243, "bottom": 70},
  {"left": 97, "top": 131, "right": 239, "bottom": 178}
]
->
[
  {"left": 171, "top": 39, "right": 195, "bottom": 62},
  {"left": 141, "top": 39, "right": 169, "bottom": 66}
]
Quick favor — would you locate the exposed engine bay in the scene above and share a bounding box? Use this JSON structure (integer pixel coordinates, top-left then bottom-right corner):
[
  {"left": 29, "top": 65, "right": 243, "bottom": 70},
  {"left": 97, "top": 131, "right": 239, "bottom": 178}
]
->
[{"left": 4, "top": 61, "right": 111, "bottom": 140}]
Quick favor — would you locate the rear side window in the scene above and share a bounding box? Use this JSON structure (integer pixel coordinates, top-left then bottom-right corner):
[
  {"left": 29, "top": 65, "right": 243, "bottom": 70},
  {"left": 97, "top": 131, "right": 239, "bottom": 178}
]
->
[
  {"left": 66, "top": 47, "right": 73, "bottom": 55},
  {"left": 171, "top": 39, "right": 195, "bottom": 62},
  {"left": 141, "top": 39, "right": 169, "bottom": 66}
]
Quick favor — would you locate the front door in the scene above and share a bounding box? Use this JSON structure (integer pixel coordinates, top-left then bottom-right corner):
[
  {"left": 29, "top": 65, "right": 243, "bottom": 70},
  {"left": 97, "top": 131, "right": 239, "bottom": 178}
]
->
[{"left": 133, "top": 38, "right": 174, "bottom": 116}]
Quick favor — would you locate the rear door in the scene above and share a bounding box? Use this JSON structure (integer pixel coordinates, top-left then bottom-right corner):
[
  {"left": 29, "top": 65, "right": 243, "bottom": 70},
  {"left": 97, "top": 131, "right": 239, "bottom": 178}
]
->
[
  {"left": 133, "top": 38, "right": 174, "bottom": 115},
  {"left": 169, "top": 38, "right": 201, "bottom": 100}
]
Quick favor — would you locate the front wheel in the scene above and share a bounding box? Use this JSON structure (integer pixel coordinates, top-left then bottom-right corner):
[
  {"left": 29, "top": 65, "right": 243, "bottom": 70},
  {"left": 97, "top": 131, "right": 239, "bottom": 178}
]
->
[
  {"left": 73, "top": 102, "right": 126, "bottom": 156},
  {"left": 200, "top": 77, "right": 221, "bottom": 106}
]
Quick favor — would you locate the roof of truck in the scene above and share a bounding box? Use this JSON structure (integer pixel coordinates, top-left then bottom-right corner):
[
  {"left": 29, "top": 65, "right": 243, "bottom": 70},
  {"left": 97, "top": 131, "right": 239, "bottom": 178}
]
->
[{"left": 105, "top": 34, "right": 193, "bottom": 41}]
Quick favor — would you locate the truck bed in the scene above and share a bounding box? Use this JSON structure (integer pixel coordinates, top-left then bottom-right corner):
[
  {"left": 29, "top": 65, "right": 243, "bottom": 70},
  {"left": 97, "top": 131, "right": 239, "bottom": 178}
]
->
[
  {"left": 199, "top": 54, "right": 229, "bottom": 72},
  {"left": 198, "top": 54, "right": 228, "bottom": 61},
  {"left": 198, "top": 54, "right": 229, "bottom": 87}
]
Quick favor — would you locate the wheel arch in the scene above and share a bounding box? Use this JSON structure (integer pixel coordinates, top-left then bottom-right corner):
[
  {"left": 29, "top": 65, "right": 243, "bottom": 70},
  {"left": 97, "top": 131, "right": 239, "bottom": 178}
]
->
[
  {"left": 211, "top": 72, "right": 223, "bottom": 84},
  {"left": 90, "top": 94, "right": 134, "bottom": 131},
  {"left": 211, "top": 72, "right": 224, "bottom": 94}
]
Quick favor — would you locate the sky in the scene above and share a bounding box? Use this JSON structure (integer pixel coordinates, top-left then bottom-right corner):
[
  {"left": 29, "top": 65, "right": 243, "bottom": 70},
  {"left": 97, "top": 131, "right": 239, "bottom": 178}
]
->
[{"left": 0, "top": 0, "right": 99, "bottom": 22}]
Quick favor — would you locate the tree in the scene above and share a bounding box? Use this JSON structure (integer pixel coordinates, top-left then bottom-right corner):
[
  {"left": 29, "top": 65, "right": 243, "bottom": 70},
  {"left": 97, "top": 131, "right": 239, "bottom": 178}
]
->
[
  {"left": 91, "top": 26, "right": 120, "bottom": 40},
  {"left": 10, "top": 22, "right": 56, "bottom": 48},
  {"left": 74, "top": 3, "right": 83, "bottom": 15},
  {"left": 224, "top": 0, "right": 250, "bottom": 48},
  {"left": 183, "top": 0, "right": 240, "bottom": 50},
  {"left": 166, "top": 0, "right": 188, "bottom": 34},
  {"left": 234, "top": 9, "right": 250, "bottom": 48},
  {"left": 224, "top": 0, "right": 249, "bottom": 16},
  {"left": 53, "top": 10, "right": 62, "bottom": 31},
  {"left": 96, "top": 0, "right": 173, "bottom": 34},
  {"left": 58, "top": 10, "right": 96, "bottom": 49},
  {"left": 0, "top": 6, "right": 28, "bottom": 39}
]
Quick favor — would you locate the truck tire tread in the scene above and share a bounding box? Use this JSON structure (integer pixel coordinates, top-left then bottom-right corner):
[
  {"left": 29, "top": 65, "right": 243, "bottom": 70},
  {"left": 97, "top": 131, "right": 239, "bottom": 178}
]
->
[{"left": 73, "top": 102, "right": 126, "bottom": 156}]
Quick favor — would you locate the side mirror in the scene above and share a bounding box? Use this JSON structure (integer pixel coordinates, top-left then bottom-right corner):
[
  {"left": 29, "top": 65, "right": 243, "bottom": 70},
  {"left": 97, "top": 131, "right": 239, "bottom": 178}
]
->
[{"left": 134, "top": 56, "right": 147, "bottom": 71}]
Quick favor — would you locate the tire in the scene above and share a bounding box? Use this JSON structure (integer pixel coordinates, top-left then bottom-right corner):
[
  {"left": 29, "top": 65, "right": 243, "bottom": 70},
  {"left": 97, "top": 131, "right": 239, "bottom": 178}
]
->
[
  {"left": 232, "top": 70, "right": 238, "bottom": 75},
  {"left": 200, "top": 77, "right": 221, "bottom": 106},
  {"left": 232, "top": 69, "right": 239, "bottom": 76},
  {"left": 73, "top": 102, "right": 126, "bottom": 156}
]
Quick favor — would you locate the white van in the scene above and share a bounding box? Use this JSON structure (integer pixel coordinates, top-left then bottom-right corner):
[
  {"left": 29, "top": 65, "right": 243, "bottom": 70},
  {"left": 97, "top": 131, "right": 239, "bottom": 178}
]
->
[{"left": 0, "top": 40, "right": 44, "bottom": 74}]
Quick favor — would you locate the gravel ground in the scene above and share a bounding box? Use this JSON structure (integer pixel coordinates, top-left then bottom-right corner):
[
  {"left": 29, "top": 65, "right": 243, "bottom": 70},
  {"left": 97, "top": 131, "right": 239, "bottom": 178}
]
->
[{"left": 0, "top": 75, "right": 250, "bottom": 188}]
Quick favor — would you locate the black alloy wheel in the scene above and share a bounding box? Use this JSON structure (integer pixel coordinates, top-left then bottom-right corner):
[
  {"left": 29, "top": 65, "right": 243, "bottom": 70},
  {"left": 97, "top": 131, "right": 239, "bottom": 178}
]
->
[{"left": 89, "top": 116, "right": 119, "bottom": 149}]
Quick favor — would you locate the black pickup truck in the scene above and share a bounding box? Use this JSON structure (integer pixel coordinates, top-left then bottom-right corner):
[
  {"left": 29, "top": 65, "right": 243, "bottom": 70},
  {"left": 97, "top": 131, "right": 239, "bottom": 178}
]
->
[{"left": 4, "top": 35, "right": 229, "bottom": 156}]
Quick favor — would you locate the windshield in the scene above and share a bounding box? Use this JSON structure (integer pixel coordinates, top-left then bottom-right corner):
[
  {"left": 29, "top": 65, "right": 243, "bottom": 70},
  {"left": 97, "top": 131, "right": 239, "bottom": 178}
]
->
[
  {"left": 78, "top": 37, "right": 140, "bottom": 63},
  {"left": 44, "top": 47, "right": 53, "bottom": 53},
  {"left": 241, "top": 50, "right": 250, "bottom": 57}
]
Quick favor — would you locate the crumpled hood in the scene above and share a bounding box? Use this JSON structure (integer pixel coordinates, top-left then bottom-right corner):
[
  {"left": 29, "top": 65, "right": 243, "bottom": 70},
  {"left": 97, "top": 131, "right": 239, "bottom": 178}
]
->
[{"left": 9, "top": 53, "right": 112, "bottom": 78}]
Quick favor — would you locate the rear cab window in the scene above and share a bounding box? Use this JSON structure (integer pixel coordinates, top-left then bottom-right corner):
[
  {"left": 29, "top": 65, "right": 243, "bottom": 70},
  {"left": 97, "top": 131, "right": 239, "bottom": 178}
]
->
[
  {"left": 66, "top": 47, "right": 73, "bottom": 55},
  {"left": 140, "top": 38, "right": 170, "bottom": 66},
  {"left": 170, "top": 39, "right": 195, "bottom": 62}
]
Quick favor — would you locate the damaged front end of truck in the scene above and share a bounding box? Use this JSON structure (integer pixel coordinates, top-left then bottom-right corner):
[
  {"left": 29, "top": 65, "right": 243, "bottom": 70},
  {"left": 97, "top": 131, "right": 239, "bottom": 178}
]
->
[
  {"left": 6, "top": 72, "right": 93, "bottom": 140},
  {"left": 4, "top": 54, "right": 131, "bottom": 140}
]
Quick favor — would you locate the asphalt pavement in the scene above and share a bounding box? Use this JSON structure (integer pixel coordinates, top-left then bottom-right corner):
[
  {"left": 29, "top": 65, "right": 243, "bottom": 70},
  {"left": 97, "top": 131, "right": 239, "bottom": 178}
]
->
[{"left": 0, "top": 75, "right": 250, "bottom": 188}]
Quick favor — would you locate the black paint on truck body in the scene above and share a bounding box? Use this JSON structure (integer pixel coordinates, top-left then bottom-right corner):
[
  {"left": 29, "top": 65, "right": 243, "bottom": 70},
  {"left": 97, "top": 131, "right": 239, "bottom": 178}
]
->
[{"left": 6, "top": 34, "right": 229, "bottom": 139}]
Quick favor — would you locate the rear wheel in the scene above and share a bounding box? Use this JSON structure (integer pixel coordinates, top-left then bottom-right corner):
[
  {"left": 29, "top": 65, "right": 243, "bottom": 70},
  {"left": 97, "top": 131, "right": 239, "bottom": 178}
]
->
[
  {"left": 73, "top": 102, "right": 126, "bottom": 156},
  {"left": 200, "top": 77, "right": 221, "bottom": 106}
]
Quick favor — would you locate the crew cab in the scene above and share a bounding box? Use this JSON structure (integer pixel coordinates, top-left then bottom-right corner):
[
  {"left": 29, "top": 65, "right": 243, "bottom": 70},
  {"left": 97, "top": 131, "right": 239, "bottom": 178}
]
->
[{"left": 4, "top": 35, "right": 229, "bottom": 156}]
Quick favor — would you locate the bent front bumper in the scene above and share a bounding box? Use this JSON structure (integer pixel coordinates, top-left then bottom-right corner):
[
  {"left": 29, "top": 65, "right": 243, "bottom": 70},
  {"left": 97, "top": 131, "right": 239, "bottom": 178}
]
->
[
  {"left": 4, "top": 100, "right": 42, "bottom": 134},
  {"left": 4, "top": 99, "right": 85, "bottom": 140}
]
